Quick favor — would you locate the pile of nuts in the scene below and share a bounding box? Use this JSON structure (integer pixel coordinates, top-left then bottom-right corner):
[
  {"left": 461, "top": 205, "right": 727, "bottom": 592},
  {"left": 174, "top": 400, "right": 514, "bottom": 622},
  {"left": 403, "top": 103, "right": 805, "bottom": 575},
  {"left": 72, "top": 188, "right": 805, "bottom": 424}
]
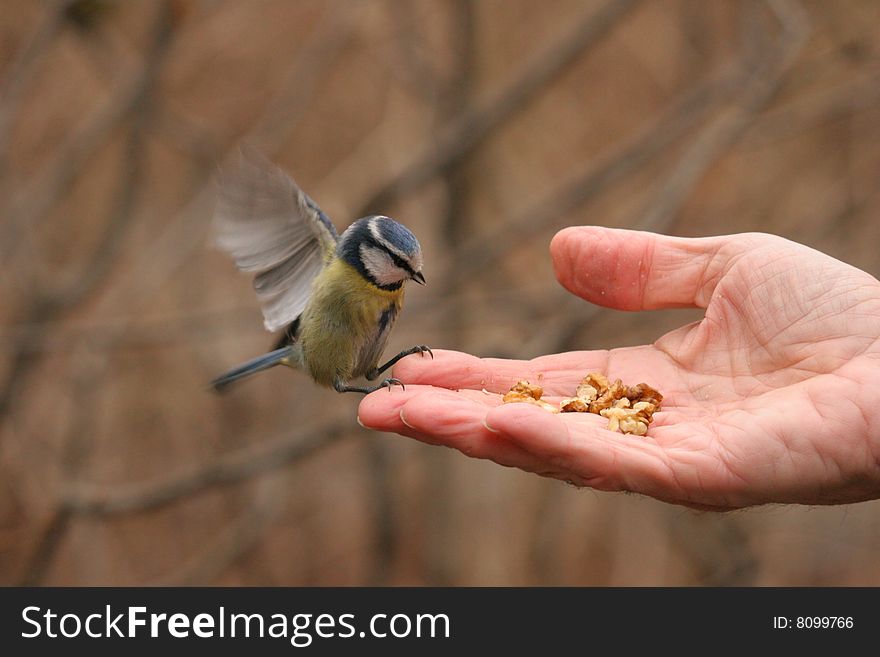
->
[{"left": 502, "top": 373, "right": 663, "bottom": 436}]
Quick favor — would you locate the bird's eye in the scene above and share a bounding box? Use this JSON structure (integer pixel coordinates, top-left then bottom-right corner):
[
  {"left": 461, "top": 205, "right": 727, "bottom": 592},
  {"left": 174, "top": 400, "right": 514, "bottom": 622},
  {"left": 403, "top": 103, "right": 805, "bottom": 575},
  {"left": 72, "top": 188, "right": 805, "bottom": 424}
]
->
[{"left": 389, "top": 252, "right": 413, "bottom": 276}]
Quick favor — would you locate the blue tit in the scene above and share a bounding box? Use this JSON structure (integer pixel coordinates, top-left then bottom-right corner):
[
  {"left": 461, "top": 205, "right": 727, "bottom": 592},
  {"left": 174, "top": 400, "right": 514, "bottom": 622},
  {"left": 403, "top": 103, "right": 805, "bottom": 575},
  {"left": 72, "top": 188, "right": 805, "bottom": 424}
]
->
[{"left": 210, "top": 147, "right": 431, "bottom": 394}]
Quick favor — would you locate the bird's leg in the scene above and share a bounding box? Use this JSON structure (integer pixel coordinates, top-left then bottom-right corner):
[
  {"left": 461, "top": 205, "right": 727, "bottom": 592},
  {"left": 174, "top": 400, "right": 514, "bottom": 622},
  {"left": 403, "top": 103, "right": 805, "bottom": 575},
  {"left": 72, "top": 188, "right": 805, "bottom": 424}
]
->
[
  {"left": 365, "top": 345, "right": 433, "bottom": 380},
  {"left": 334, "top": 377, "right": 404, "bottom": 394}
]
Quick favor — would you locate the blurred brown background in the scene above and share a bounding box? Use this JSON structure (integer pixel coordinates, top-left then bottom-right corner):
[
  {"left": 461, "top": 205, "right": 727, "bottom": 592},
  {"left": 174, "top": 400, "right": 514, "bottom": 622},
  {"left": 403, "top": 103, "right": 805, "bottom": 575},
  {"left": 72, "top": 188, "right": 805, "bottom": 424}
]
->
[{"left": 2, "top": 0, "right": 879, "bottom": 586}]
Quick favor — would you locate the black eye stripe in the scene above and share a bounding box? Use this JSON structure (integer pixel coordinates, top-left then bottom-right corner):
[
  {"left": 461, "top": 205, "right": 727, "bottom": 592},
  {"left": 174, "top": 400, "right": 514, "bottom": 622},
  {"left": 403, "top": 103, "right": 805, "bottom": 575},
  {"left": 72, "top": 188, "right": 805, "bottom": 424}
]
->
[
  {"left": 389, "top": 252, "right": 414, "bottom": 274},
  {"left": 365, "top": 236, "right": 414, "bottom": 275}
]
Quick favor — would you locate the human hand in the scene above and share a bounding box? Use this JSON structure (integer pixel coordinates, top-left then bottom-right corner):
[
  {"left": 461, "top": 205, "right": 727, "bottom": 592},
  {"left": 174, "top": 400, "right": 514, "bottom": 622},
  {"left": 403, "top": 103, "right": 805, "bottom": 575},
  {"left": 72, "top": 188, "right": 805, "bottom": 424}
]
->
[{"left": 358, "top": 227, "right": 880, "bottom": 510}]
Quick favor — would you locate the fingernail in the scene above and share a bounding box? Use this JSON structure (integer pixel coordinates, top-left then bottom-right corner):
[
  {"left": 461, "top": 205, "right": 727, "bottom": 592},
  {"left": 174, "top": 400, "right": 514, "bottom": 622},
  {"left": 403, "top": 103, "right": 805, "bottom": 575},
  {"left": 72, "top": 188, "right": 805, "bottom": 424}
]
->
[
  {"left": 483, "top": 417, "right": 500, "bottom": 434},
  {"left": 356, "top": 415, "right": 367, "bottom": 429},
  {"left": 399, "top": 409, "right": 415, "bottom": 429}
]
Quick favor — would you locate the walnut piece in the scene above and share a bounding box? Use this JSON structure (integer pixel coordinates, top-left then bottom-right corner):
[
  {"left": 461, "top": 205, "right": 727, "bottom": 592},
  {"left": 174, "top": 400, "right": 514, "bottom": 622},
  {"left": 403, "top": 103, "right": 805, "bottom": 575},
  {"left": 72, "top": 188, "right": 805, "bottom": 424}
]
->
[
  {"left": 625, "top": 383, "right": 664, "bottom": 407},
  {"left": 580, "top": 372, "right": 609, "bottom": 393},
  {"left": 502, "top": 380, "right": 544, "bottom": 402},
  {"left": 502, "top": 380, "right": 560, "bottom": 413},
  {"left": 503, "top": 373, "right": 663, "bottom": 436},
  {"left": 599, "top": 406, "right": 649, "bottom": 436},
  {"left": 559, "top": 397, "right": 590, "bottom": 413}
]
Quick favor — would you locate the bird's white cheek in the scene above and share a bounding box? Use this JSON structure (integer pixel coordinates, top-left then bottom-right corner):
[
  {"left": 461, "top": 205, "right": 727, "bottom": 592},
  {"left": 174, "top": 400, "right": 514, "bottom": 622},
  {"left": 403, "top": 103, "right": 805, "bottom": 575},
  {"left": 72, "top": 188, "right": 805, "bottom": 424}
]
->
[{"left": 360, "top": 245, "right": 407, "bottom": 286}]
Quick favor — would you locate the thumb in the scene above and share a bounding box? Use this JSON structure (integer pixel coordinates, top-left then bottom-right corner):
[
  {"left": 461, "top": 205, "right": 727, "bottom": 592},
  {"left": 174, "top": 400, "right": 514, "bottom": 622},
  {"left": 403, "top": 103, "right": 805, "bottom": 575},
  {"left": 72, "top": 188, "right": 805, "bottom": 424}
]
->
[{"left": 550, "top": 226, "right": 740, "bottom": 311}]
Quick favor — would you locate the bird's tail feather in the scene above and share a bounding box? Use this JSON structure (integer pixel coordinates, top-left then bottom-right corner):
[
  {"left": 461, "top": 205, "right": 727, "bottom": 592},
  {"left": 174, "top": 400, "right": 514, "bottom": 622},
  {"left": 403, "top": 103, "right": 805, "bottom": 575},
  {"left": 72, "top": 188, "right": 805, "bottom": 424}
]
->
[{"left": 210, "top": 346, "right": 293, "bottom": 392}]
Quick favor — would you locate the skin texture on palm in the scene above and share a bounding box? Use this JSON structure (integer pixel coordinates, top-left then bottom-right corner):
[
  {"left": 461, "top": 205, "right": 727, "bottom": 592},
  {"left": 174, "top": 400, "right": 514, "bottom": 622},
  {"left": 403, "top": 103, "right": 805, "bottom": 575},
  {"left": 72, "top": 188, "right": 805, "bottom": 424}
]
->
[{"left": 358, "top": 227, "right": 880, "bottom": 511}]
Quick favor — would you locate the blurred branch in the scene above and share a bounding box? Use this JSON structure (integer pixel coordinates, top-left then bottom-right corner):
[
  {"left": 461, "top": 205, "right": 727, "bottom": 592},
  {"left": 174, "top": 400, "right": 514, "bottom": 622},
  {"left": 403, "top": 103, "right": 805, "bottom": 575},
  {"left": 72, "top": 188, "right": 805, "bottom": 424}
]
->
[
  {"left": 364, "top": 434, "right": 396, "bottom": 586},
  {"left": 0, "top": 2, "right": 176, "bottom": 422},
  {"left": 0, "top": 274, "right": 589, "bottom": 354},
  {"left": 0, "top": 278, "right": 567, "bottom": 351},
  {"left": 243, "top": 8, "right": 363, "bottom": 152},
  {"left": 419, "top": 0, "right": 478, "bottom": 588},
  {"left": 18, "top": 16, "right": 371, "bottom": 588},
  {"left": 439, "top": 67, "right": 739, "bottom": 296},
  {"left": 384, "top": 1, "right": 444, "bottom": 104},
  {"left": 2, "top": 0, "right": 632, "bottom": 360},
  {"left": 74, "top": 15, "right": 222, "bottom": 167},
  {"left": 19, "top": 346, "right": 107, "bottom": 586},
  {"left": 518, "top": 295, "right": 604, "bottom": 357},
  {"left": 27, "top": 16, "right": 366, "bottom": 575},
  {"left": 516, "top": 0, "right": 810, "bottom": 360},
  {"left": 62, "top": 423, "right": 350, "bottom": 515},
  {"left": 62, "top": 91, "right": 159, "bottom": 304},
  {"left": 637, "top": 0, "right": 809, "bottom": 232},
  {"left": 1, "top": 4, "right": 361, "bottom": 432},
  {"left": 18, "top": 507, "right": 72, "bottom": 586},
  {"left": 358, "top": 0, "right": 642, "bottom": 215},
  {"left": 13, "top": 2, "right": 177, "bottom": 583},
  {"left": 150, "top": 477, "right": 288, "bottom": 585},
  {"left": 0, "top": 306, "right": 258, "bottom": 351},
  {"left": 152, "top": 104, "right": 222, "bottom": 167},
  {"left": 0, "top": 0, "right": 73, "bottom": 179},
  {"left": 742, "top": 70, "right": 880, "bottom": 147},
  {"left": 88, "top": 5, "right": 363, "bottom": 323},
  {"left": 437, "top": 0, "right": 809, "bottom": 302},
  {"left": 0, "top": 39, "right": 164, "bottom": 267}
]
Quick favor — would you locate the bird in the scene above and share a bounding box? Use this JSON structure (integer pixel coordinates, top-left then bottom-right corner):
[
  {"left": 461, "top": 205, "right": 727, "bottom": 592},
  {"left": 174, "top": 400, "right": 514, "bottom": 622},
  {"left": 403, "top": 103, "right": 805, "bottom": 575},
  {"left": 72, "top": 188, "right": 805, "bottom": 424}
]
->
[{"left": 209, "top": 146, "right": 431, "bottom": 394}]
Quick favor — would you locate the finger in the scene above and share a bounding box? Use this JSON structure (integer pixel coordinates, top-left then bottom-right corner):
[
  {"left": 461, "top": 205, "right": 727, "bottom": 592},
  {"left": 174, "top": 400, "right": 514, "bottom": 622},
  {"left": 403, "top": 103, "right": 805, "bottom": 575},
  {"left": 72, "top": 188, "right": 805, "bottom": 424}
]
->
[
  {"left": 392, "top": 348, "right": 610, "bottom": 394},
  {"left": 396, "top": 389, "right": 560, "bottom": 471},
  {"left": 358, "top": 386, "right": 422, "bottom": 431},
  {"left": 550, "top": 226, "right": 744, "bottom": 310},
  {"left": 358, "top": 385, "right": 498, "bottom": 443},
  {"left": 484, "top": 402, "right": 684, "bottom": 499},
  {"left": 359, "top": 386, "right": 551, "bottom": 472}
]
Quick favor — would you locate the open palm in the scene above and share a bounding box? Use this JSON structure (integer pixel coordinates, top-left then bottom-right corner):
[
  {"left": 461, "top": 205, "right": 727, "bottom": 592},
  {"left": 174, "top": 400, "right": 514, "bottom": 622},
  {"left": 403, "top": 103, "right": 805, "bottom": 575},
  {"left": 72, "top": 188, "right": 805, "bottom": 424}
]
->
[{"left": 359, "top": 227, "right": 880, "bottom": 510}]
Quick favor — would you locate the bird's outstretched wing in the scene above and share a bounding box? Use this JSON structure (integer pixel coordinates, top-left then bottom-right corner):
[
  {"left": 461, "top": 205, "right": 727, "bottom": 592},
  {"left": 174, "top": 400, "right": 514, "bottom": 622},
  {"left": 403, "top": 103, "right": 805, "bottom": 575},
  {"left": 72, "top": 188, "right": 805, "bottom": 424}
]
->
[{"left": 213, "top": 146, "right": 339, "bottom": 332}]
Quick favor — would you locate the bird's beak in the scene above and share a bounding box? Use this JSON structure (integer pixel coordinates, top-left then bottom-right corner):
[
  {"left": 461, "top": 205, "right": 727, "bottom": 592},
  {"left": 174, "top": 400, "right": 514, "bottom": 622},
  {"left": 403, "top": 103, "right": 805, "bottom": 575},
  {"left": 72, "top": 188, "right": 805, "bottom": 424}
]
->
[{"left": 412, "top": 271, "right": 426, "bottom": 286}]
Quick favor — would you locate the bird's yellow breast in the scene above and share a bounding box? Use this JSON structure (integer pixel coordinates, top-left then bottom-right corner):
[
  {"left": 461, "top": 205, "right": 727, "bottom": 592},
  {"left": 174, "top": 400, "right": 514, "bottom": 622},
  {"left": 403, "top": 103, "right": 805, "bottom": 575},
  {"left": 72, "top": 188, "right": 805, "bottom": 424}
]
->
[{"left": 297, "top": 259, "right": 404, "bottom": 386}]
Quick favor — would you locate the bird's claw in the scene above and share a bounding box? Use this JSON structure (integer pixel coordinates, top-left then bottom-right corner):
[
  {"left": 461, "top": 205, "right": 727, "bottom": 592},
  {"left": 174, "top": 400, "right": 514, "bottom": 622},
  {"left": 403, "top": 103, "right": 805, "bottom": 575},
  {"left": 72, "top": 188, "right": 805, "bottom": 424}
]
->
[
  {"left": 415, "top": 345, "right": 433, "bottom": 359},
  {"left": 381, "top": 378, "right": 404, "bottom": 392}
]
